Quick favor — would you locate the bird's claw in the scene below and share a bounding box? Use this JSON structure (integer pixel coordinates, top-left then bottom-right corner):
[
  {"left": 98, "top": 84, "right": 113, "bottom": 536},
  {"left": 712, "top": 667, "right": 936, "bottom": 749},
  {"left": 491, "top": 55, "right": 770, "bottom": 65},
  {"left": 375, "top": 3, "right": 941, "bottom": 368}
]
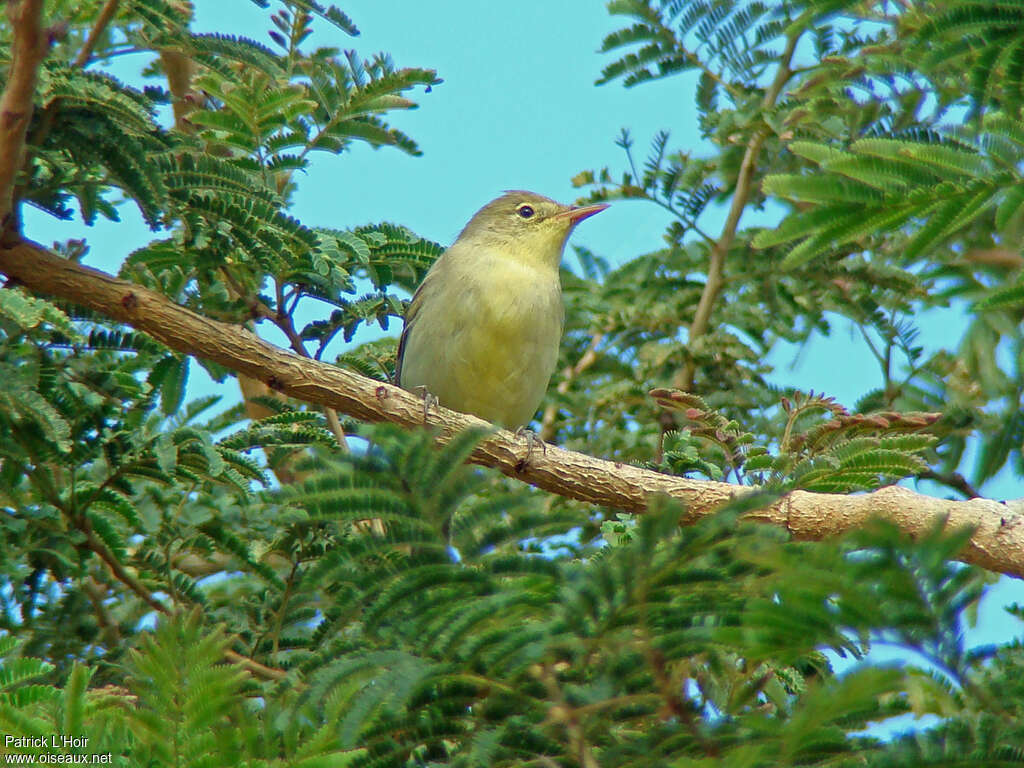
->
[
  {"left": 514, "top": 427, "right": 546, "bottom": 471},
  {"left": 410, "top": 385, "right": 439, "bottom": 424}
]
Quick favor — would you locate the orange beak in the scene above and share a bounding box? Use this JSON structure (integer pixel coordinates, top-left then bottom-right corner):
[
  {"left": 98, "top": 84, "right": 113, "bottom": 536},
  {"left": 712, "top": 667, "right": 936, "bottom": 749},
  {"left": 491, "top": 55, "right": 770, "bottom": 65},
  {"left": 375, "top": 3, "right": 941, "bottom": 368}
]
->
[{"left": 558, "top": 202, "right": 609, "bottom": 224}]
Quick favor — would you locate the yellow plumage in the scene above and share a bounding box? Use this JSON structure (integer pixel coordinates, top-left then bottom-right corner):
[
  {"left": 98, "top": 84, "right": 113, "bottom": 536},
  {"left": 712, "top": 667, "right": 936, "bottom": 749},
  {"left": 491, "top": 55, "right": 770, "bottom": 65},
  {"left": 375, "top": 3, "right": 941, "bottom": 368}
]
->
[{"left": 397, "top": 191, "right": 607, "bottom": 428}]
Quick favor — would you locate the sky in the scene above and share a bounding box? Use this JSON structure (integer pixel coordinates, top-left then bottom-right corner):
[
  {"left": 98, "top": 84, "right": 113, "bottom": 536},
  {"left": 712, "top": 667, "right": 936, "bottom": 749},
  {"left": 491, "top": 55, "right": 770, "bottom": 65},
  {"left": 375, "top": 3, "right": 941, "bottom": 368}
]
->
[{"left": 21, "top": 0, "right": 1023, "bottom": 713}]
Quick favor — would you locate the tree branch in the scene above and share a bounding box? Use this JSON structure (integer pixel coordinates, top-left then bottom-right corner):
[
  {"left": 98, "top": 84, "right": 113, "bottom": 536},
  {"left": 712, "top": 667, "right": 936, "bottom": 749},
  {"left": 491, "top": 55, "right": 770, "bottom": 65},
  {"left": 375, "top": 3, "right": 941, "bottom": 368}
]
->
[
  {"left": 223, "top": 649, "right": 287, "bottom": 681},
  {"left": 0, "top": 0, "right": 48, "bottom": 235},
  {"left": 539, "top": 664, "right": 600, "bottom": 768},
  {"left": 82, "top": 575, "right": 121, "bottom": 645},
  {"left": 81, "top": 498, "right": 286, "bottom": 680},
  {"left": 73, "top": 0, "right": 119, "bottom": 68},
  {"left": 84, "top": 528, "right": 169, "bottom": 616},
  {"left": 916, "top": 468, "right": 982, "bottom": 501},
  {"left": 674, "top": 31, "right": 801, "bottom": 393},
  {"left": 16, "top": 0, "right": 117, "bottom": 202},
  {"left": 963, "top": 247, "right": 1024, "bottom": 270},
  {"left": 2, "top": 239, "right": 1023, "bottom": 575},
  {"left": 223, "top": 269, "right": 351, "bottom": 450}
]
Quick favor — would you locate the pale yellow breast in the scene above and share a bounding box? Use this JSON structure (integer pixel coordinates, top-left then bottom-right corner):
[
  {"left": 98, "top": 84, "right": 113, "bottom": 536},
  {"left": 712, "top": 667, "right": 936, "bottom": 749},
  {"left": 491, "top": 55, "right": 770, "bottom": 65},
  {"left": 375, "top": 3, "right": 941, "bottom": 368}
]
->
[{"left": 399, "top": 249, "right": 563, "bottom": 428}]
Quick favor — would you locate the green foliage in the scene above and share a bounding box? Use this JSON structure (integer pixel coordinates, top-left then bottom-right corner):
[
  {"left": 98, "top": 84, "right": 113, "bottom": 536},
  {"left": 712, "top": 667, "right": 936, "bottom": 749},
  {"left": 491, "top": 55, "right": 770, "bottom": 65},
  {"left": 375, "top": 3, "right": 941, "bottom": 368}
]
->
[
  {"left": 1, "top": 493, "right": 1016, "bottom": 766},
  {"left": 757, "top": 126, "right": 1022, "bottom": 269},
  {"left": 6, "top": 0, "right": 441, "bottom": 375},
  {"left": 648, "top": 388, "right": 939, "bottom": 491},
  {"left": 566, "top": 0, "right": 1023, "bottom": 489},
  {"left": 1, "top": 1, "right": 1023, "bottom": 767},
  {"left": 913, "top": 0, "right": 1024, "bottom": 120}
]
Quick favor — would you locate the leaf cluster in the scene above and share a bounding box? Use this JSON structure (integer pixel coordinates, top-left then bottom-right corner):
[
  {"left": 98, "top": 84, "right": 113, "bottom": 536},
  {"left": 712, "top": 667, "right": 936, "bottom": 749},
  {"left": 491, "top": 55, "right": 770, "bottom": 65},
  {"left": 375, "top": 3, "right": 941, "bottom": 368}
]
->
[{"left": 557, "top": 0, "right": 1024, "bottom": 490}]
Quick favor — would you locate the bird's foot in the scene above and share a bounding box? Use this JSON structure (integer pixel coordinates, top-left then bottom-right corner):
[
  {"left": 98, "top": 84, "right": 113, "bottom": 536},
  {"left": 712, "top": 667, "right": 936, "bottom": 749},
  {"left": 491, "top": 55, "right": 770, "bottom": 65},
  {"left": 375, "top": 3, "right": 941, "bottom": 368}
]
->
[
  {"left": 514, "top": 426, "right": 546, "bottom": 472},
  {"left": 410, "top": 385, "right": 439, "bottom": 424}
]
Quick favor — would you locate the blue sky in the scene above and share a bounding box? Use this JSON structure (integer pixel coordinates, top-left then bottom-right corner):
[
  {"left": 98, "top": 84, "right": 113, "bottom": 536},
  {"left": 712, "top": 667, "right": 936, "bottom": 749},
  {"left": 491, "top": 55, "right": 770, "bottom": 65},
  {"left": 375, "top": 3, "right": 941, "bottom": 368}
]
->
[{"left": 22, "top": 1, "right": 1022, "bottom": 694}]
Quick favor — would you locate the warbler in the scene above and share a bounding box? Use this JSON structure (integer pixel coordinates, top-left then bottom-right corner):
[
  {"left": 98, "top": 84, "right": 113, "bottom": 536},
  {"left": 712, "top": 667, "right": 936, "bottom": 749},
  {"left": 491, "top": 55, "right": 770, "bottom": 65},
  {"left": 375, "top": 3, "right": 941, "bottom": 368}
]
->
[{"left": 396, "top": 191, "right": 608, "bottom": 428}]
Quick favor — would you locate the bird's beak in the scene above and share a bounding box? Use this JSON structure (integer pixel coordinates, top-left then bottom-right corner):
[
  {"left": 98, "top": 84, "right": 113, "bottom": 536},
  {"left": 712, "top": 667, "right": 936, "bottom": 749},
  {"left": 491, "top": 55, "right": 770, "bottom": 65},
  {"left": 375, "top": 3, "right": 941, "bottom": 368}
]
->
[{"left": 558, "top": 203, "right": 609, "bottom": 224}]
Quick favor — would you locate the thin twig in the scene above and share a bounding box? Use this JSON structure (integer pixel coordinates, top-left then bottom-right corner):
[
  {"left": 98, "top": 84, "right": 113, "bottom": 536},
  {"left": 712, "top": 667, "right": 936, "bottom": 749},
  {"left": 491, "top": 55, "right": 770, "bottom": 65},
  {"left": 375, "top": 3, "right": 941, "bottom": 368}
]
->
[
  {"left": 681, "top": 47, "right": 747, "bottom": 104},
  {"left": 540, "top": 332, "right": 604, "bottom": 442},
  {"left": 259, "top": 286, "right": 351, "bottom": 450},
  {"left": 916, "top": 469, "right": 981, "bottom": 500},
  {"left": 322, "top": 406, "right": 349, "bottom": 446},
  {"left": 674, "top": 30, "right": 802, "bottom": 394},
  {"left": 645, "top": 190, "right": 718, "bottom": 246},
  {"left": 964, "top": 247, "right": 1024, "bottom": 269},
  {"left": 82, "top": 575, "right": 121, "bottom": 644},
  {"left": 73, "top": 0, "right": 119, "bottom": 68},
  {"left": 857, "top": 322, "right": 886, "bottom": 369},
  {"left": 539, "top": 664, "right": 599, "bottom": 768},
  {"left": 222, "top": 268, "right": 351, "bottom": 450},
  {"left": 223, "top": 650, "right": 288, "bottom": 680},
  {"left": 621, "top": 139, "right": 717, "bottom": 246},
  {"left": 268, "top": 559, "right": 299, "bottom": 656},
  {"left": 84, "top": 524, "right": 286, "bottom": 680},
  {"left": 85, "top": 529, "right": 168, "bottom": 615}
]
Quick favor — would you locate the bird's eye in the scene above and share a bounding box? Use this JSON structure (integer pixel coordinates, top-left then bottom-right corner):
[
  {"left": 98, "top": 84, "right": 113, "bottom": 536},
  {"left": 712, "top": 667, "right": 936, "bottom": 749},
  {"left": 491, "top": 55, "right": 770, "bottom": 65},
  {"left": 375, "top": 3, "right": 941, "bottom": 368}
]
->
[{"left": 517, "top": 204, "right": 535, "bottom": 219}]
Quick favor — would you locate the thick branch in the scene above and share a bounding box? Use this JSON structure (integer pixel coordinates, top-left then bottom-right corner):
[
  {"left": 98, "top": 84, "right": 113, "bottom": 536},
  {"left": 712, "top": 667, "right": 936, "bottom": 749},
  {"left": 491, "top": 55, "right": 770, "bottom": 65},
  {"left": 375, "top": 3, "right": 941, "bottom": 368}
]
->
[
  {"left": 0, "top": 0, "right": 48, "bottom": 232},
  {"left": 2, "top": 239, "right": 1023, "bottom": 576}
]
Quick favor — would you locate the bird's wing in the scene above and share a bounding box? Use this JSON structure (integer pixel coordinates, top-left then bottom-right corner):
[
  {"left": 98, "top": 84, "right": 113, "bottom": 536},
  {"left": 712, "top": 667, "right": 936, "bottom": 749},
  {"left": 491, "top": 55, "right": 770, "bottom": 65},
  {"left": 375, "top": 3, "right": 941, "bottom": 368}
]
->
[{"left": 395, "top": 265, "right": 438, "bottom": 385}]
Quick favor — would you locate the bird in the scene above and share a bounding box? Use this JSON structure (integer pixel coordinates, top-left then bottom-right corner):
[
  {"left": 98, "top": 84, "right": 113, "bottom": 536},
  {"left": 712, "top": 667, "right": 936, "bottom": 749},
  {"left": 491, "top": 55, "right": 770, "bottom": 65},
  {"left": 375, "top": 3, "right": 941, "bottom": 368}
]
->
[{"left": 396, "top": 190, "right": 608, "bottom": 429}]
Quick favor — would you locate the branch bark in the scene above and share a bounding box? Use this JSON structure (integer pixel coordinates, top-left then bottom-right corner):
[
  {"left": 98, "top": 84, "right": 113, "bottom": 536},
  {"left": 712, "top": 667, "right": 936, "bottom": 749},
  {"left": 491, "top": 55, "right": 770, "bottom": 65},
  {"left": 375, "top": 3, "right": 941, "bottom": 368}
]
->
[
  {"left": 2, "top": 238, "right": 1023, "bottom": 576},
  {"left": 0, "top": 0, "right": 48, "bottom": 234}
]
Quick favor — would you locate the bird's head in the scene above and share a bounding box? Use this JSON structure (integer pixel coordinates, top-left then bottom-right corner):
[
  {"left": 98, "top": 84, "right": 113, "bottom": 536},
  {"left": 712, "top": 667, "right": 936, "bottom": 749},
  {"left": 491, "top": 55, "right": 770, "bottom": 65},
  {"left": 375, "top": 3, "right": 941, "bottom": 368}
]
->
[{"left": 455, "top": 191, "right": 608, "bottom": 269}]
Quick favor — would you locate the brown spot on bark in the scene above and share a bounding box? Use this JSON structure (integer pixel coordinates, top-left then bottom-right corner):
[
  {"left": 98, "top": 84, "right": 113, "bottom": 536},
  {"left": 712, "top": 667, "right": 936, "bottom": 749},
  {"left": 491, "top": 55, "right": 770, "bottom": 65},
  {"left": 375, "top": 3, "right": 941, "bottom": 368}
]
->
[
  {"left": 2, "top": 110, "right": 25, "bottom": 128},
  {"left": 46, "top": 21, "right": 69, "bottom": 45},
  {"left": 121, "top": 292, "right": 137, "bottom": 309}
]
